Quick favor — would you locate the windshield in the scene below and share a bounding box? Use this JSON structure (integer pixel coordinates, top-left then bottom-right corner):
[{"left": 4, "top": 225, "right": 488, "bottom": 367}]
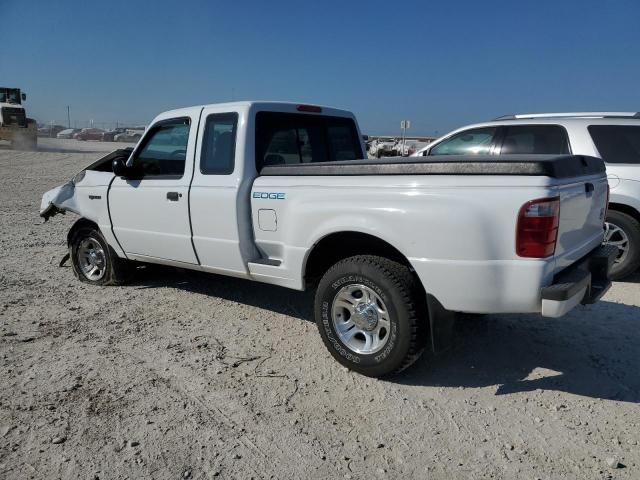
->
[{"left": 0, "top": 88, "right": 22, "bottom": 104}]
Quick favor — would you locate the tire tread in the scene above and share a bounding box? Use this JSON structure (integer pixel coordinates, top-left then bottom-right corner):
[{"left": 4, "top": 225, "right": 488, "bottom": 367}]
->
[{"left": 317, "top": 255, "right": 426, "bottom": 376}]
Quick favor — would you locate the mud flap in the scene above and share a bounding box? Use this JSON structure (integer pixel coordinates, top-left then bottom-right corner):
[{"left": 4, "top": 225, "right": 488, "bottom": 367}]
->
[
  {"left": 426, "top": 294, "right": 456, "bottom": 354},
  {"left": 59, "top": 253, "right": 70, "bottom": 267}
]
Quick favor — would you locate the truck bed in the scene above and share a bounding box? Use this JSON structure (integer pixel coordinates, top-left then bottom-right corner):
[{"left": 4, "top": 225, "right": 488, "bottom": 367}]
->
[{"left": 260, "top": 154, "right": 605, "bottom": 178}]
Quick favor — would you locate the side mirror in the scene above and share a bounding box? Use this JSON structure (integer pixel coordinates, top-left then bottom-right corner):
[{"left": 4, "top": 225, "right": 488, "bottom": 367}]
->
[
  {"left": 21, "top": 93, "right": 27, "bottom": 101},
  {"left": 112, "top": 157, "right": 128, "bottom": 177},
  {"left": 362, "top": 135, "right": 369, "bottom": 141}
]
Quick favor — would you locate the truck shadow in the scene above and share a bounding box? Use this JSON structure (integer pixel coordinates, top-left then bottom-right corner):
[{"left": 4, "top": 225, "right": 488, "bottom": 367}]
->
[
  {"left": 131, "top": 265, "right": 315, "bottom": 321},
  {"left": 617, "top": 270, "right": 640, "bottom": 284},
  {"left": 398, "top": 300, "right": 640, "bottom": 403},
  {"left": 131, "top": 266, "right": 640, "bottom": 404}
]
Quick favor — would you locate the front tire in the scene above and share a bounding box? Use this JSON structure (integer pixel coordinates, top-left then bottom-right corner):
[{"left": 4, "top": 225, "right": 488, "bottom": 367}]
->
[
  {"left": 314, "top": 255, "right": 426, "bottom": 377},
  {"left": 604, "top": 210, "right": 640, "bottom": 280},
  {"left": 69, "top": 226, "right": 130, "bottom": 285}
]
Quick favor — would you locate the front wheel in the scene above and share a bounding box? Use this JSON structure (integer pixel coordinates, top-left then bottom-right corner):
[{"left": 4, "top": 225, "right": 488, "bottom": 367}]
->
[
  {"left": 604, "top": 210, "right": 640, "bottom": 280},
  {"left": 69, "top": 226, "right": 131, "bottom": 285},
  {"left": 314, "top": 255, "right": 426, "bottom": 377}
]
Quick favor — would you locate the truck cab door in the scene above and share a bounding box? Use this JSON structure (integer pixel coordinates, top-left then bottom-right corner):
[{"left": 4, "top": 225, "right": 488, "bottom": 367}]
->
[
  {"left": 189, "top": 109, "right": 252, "bottom": 276},
  {"left": 109, "top": 114, "right": 199, "bottom": 265}
]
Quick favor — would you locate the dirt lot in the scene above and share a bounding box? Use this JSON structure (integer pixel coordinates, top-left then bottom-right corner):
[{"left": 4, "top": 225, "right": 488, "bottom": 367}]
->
[{"left": 1, "top": 142, "right": 639, "bottom": 479}]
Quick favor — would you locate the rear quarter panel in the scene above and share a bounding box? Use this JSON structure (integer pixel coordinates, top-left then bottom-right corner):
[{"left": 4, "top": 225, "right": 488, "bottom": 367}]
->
[{"left": 251, "top": 175, "right": 558, "bottom": 311}]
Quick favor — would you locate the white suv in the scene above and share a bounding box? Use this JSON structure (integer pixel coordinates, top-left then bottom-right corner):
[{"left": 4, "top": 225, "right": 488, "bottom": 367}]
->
[{"left": 413, "top": 112, "right": 640, "bottom": 279}]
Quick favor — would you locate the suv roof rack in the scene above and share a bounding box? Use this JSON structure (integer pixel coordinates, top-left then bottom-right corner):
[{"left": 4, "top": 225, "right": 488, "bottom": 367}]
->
[{"left": 493, "top": 112, "right": 640, "bottom": 121}]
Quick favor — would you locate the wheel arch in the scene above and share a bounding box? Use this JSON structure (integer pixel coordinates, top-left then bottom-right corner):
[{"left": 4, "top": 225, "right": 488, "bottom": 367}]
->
[
  {"left": 303, "top": 230, "right": 418, "bottom": 288},
  {"left": 608, "top": 202, "right": 640, "bottom": 224},
  {"left": 67, "top": 217, "right": 100, "bottom": 246}
]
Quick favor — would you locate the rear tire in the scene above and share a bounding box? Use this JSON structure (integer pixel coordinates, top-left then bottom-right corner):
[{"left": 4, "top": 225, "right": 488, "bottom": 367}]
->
[
  {"left": 604, "top": 210, "right": 640, "bottom": 280},
  {"left": 314, "top": 255, "right": 426, "bottom": 377},
  {"left": 69, "top": 226, "right": 131, "bottom": 286}
]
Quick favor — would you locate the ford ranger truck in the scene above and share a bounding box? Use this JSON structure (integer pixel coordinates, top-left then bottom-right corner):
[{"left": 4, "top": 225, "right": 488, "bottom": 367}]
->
[{"left": 40, "top": 102, "right": 615, "bottom": 377}]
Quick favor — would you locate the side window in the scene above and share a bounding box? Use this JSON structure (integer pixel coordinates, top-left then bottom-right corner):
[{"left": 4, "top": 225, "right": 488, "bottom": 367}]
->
[
  {"left": 588, "top": 125, "right": 640, "bottom": 164},
  {"left": 200, "top": 113, "right": 238, "bottom": 174},
  {"left": 499, "top": 125, "right": 569, "bottom": 155},
  {"left": 132, "top": 118, "right": 190, "bottom": 177},
  {"left": 256, "top": 112, "right": 361, "bottom": 170},
  {"left": 429, "top": 127, "right": 496, "bottom": 156}
]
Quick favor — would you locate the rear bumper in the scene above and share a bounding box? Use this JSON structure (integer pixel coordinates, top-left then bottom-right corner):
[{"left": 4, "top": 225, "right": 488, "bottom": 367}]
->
[{"left": 541, "top": 245, "right": 616, "bottom": 317}]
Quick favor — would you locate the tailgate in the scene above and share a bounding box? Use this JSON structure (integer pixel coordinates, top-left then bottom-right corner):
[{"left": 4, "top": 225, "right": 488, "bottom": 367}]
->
[{"left": 554, "top": 175, "right": 608, "bottom": 271}]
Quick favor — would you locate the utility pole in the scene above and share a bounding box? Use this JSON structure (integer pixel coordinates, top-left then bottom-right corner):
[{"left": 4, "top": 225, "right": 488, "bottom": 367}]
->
[
  {"left": 67, "top": 106, "right": 71, "bottom": 129},
  {"left": 400, "top": 120, "right": 411, "bottom": 155}
]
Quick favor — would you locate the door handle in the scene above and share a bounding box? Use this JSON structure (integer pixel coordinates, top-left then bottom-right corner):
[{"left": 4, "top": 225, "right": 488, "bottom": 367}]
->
[
  {"left": 167, "top": 192, "right": 181, "bottom": 201},
  {"left": 585, "top": 182, "right": 594, "bottom": 194}
]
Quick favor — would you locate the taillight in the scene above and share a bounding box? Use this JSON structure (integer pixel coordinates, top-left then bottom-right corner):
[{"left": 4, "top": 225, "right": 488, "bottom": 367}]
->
[
  {"left": 296, "top": 104, "right": 322, "bottom": 113},
  {"left": 516, "top": 196, "right": 560, "bottom": 258},
  {"left": 605, "top": 184, "right": 610, "bottom": 223}
]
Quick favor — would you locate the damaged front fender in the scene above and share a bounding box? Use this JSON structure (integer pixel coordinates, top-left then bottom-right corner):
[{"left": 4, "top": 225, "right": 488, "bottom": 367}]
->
[
  {"left": 39, "top": 147, "right": 132, "bottom": 221},
  {"left": 40, "top": 181, "right": 78, "bottom": 221}
]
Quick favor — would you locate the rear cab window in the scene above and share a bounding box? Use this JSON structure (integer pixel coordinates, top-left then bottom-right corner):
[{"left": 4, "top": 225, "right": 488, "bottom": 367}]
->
[
  {"left": 255, "top": 112, "right": 363, "bottom": 170},
  {"left": 588, "top": 125, "right": 640, "bottom": 164}
]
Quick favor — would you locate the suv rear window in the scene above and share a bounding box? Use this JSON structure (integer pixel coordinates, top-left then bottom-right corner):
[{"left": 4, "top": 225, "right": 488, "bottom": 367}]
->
[
  {"left": 499, "top": 125, "right": 570, "bottom": 155},
  {"left": 255, "top": 112, "right": 362, "bottom": 170},
  {"left": 588, "top": 125, "right": 640, "bottom": 164}
]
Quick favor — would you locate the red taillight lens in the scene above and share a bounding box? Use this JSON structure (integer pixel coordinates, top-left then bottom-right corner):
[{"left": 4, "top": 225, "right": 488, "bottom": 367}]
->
[
  {"left": 296, "top": 104, "right": 322, "bottom": 113},
  {"left": 516, "top": 197, "right": 560, "bottom": 258}
]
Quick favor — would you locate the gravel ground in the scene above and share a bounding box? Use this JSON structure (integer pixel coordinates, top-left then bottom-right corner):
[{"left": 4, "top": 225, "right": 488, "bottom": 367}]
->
[{"left": 1, "top": 142, "right": 639, "bottom": 480}]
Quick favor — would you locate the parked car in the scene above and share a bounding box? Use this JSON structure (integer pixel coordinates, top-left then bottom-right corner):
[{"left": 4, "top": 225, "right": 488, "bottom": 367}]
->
[
  {"left": 368, "top": 138, "right": 397, "bottom": 158},
  {"left": 41, "top": 101, "right": 613, "bottom": 377},
  {"left": 101, "top": 128, "right": 127, "bottom": 142},
  {"left": 412, "top": 112, "right": 640, "bottom": 279},
  {"left": 395, "top": 139, "right": 426, "bottom": 157},
  {"left": 56, "top": 128, "right": 81, "bottom": 139},
  {"left": 114, "top": 129, "right": 144, "bottom": 143},
  {"left": 37, "top": 125, "right": 66, "bottom": 138},
  {"left": 74, "top": 128, "right": 105, "bottom": 141},
  {"left": 407, "top": 141, "right": 432, "bottom": 156}
]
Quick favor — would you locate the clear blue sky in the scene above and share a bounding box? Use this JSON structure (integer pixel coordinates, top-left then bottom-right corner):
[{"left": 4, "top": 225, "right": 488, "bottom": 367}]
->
[{"left": 2, "top": 0, "right": 639, "bottom": 135}]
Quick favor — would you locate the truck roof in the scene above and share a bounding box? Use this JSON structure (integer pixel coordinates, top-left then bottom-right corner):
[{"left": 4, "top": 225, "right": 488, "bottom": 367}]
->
[
  {"left": 494, "top": 112, "right": 640, "bottom": 120},
  {"left": 158, "top": 101, "right": 356, "bottom": 120}
]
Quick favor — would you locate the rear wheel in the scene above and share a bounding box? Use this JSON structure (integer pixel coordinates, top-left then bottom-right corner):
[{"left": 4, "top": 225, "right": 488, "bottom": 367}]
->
[
  {"left": 604, "top": 210, "right": 640, "bottom": 280},
  {"left": 70, "top": 226, "right": 131, "bottom": 286},
  {"left": 314, "top": 255, "right": 426, "bottom": 377}
]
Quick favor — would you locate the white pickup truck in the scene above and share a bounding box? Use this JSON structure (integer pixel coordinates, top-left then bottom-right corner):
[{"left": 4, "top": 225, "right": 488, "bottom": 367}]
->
[{"left": 41, "top": 101, "right": 615, "bottom": 377}]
